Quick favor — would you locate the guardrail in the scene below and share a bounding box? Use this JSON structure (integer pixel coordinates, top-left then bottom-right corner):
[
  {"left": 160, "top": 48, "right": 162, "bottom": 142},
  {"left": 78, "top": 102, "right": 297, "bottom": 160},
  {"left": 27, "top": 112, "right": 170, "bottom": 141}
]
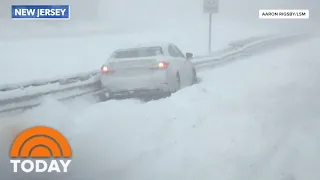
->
[
  {"left": 192, "top": 33, "right": 310, "bottom": 68},
  {"left": 0, "top": 33, "right": 312, "bottom": 114}
]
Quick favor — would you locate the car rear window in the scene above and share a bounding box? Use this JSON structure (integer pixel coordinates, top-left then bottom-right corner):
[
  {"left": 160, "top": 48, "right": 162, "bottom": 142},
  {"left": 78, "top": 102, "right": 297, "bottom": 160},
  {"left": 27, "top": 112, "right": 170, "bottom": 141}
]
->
[{"left": 112, "top": 46, "right": 163, "bottom": 58}]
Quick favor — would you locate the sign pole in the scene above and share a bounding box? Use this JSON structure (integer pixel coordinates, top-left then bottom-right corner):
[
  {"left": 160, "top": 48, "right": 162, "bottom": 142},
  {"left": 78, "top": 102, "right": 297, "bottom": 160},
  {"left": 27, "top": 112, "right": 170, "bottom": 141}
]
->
[
  {"left": 208, "top": 13, "right": 212, "bottom": 52},
  {"left": 203, "top": 0, "right": 218, "bottom": 53}
]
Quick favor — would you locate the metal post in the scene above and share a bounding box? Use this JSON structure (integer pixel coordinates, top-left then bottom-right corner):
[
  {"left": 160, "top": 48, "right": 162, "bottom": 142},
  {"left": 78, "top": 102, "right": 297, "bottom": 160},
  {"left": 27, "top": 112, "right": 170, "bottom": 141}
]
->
[{"left": 208, "top": 13, "right": 212, "bottom": 52}]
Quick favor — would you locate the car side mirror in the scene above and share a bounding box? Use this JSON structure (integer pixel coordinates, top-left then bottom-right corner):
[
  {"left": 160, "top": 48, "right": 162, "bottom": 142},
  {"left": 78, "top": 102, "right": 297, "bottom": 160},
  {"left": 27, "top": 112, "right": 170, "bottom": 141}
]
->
[{"left": 186, "top": 52, "right": 193, "bottom": 59}]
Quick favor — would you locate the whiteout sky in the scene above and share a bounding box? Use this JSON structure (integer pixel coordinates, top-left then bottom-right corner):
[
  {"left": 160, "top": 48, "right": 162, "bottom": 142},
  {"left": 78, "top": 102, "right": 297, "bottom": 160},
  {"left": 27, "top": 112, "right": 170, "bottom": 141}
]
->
[{"left": 0, "top": 0, "right": 318, "bottom": 84}]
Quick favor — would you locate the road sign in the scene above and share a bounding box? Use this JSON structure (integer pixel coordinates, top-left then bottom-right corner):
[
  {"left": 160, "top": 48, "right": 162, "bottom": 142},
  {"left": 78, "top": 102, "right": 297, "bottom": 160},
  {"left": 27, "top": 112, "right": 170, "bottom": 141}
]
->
[{"left": 203, "top": 0, "right": 219, "bottom": 14}]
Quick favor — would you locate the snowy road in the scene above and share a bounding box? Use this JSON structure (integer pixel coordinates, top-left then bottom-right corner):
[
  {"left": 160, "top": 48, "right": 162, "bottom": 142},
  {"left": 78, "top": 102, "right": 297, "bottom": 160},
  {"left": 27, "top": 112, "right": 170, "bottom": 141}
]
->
[{"left": 1, "top": 36, "right": 319, "bottom": 180}]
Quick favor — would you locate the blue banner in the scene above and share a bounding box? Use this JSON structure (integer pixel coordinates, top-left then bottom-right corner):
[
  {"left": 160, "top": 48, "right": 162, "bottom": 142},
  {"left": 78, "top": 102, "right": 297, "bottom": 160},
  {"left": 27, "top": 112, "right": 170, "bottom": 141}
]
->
[{"left": 11, "top": 5, "right": 70, "bottom": 19}]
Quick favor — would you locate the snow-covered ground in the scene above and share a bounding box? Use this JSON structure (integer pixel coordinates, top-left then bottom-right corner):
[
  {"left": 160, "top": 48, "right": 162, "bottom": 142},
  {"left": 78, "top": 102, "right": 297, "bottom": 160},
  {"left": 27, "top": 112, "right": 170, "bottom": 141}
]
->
[{"left": 1, "top": 36, "right": 319, "bottom": 179}]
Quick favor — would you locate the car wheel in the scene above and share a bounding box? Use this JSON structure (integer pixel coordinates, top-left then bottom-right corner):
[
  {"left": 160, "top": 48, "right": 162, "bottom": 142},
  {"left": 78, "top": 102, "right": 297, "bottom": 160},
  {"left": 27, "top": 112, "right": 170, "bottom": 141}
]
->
[
  {"left": 175, "top": 73, "right": 181, "bottom": 92},
  {"left": 167, "top": 72, "right": 181, "bottom": 94},
  {"left": 191, "top": 68, "right": 198, "bottom": 84},
  {"left": 97, "top": 92, "right": 110, "bottom": 102}
]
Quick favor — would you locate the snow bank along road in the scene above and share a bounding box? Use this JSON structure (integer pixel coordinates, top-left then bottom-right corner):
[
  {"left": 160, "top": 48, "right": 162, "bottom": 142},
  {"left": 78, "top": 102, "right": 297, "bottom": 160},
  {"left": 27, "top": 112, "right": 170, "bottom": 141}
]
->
[{"left": 0, "top": 36, "right": 320, "bottom": 180}]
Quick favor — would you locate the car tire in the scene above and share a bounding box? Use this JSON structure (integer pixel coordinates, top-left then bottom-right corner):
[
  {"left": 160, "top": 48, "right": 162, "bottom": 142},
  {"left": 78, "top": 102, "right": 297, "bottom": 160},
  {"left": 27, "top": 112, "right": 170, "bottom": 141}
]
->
[
  {"left": 191, "top": 68, "right": 198, "bottom": 84},
  {"left": 175, "top": 73, "right": 181, "bottom": 92},
  {"left": 167, "top": 72, "right": 181, "bottom": 94},
  {"left": 97, "top": 92, "right": 110, "bottom": 102}
]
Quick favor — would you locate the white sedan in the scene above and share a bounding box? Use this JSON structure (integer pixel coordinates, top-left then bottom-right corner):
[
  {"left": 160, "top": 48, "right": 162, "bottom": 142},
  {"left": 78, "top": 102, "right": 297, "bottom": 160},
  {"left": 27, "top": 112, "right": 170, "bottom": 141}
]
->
[{"left": 98, "top": 42, "right": 197, "bottom": 100}]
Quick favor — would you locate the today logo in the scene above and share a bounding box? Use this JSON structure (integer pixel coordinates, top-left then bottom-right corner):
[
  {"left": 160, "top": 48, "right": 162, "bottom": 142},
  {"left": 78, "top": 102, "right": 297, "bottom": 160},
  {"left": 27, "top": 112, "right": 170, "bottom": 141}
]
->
[{"left": 9, "top": 126, "right": 72, "bottom": 173}]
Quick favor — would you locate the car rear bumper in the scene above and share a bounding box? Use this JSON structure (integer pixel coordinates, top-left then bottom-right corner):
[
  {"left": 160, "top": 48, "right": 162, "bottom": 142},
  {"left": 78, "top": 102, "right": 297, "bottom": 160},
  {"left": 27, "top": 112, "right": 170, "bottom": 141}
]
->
[
  {"left": 104, "top": 88, "right": 171, "bottom": 99},
  {"left": 100, "top": 69, "right": 171, "bottom": 92}
]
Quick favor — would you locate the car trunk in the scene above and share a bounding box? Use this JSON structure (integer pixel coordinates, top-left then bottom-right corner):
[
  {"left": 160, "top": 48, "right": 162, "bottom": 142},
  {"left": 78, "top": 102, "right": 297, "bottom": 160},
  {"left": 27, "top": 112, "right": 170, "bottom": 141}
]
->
[{"left": 107, "top": 57, "right": 159, "bottom": 77}]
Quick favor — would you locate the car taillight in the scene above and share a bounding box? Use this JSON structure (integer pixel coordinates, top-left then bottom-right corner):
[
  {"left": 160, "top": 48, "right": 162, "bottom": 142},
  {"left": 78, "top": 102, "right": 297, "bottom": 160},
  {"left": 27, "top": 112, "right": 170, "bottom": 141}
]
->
[
  {"left": 158, "top": 62, "right": 168, "bottom": 69},
  {"left": 101, "top": 65, "right": 108, "bottom": 72}
]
